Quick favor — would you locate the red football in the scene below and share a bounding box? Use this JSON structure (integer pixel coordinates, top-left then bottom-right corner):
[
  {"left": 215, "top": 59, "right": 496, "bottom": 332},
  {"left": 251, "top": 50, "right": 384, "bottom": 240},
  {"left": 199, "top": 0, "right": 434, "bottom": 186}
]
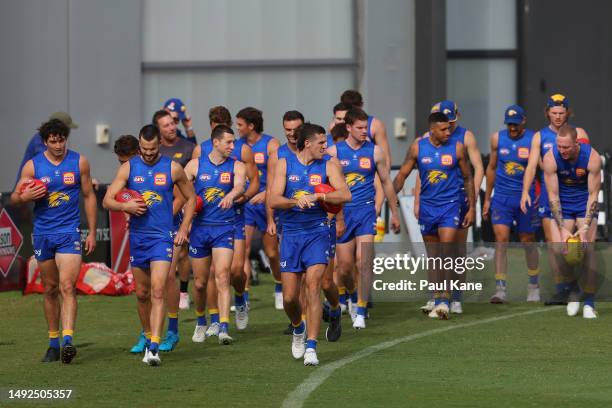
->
[
  {"left": 195, "top": 195, "right": 204, "bottom": 214},
  {"left": 314, "top": 183, "right": 342, "bottom": 214},
  {"left": 115, "top": 189, "right": 144, "bottom": 203},
  {"left": 19, "top": 178, "right": 48, "bottom": 197}
]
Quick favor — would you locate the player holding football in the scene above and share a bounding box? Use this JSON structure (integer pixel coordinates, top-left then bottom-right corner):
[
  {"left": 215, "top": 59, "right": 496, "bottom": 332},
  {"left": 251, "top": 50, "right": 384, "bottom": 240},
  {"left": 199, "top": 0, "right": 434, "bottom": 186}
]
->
[
  {"left": 541, "top": 124, "right": 600, "bottom": 318},
  {"left": 104, "top": 124, "right": 196, "bottom": 366},
  {"left": 269, "top": 123, "right": 351, "bottom": 365},
  {"left": 12, "top": 118, "right": 97, "bottom": 364}
]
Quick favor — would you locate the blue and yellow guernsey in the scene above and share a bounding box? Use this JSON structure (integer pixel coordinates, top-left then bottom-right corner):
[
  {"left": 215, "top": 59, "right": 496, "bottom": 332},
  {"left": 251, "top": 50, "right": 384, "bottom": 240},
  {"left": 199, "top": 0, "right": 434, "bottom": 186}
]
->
[
  {"left": 32, "top": 150, "right": 81, "bottom": 235},
  {"left": 194, "top": 155, "right": 236, "bottom": 226},
  {"left": 248, "top": 134, "right": 273, "bottom": 192},
  {"left": 417, "top": 137, "right": 461, "bottom": 206},
  {"left": 495, "top": 129, "right": 535, "bottom": 196},
  {"left": 553, "top": 143, "right": 591, "bottom": 209},
  {"left": 335, "top": 140, "right": 375, "bottom": 207},
  {"left": 127, "top": 156, "right": 174, "bottom": 235},
  {"left": 279, "top": 154, "right": 328, "bottom": 232}
]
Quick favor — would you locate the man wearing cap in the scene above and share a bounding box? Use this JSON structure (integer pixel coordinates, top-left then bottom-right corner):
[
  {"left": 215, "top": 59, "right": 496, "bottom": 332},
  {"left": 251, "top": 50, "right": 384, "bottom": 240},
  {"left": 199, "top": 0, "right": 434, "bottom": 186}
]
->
[
  {"left": 16, "top": 112, "right": 78, "bottom": 187},
  {"left": 411, "top": 100, "right": 484, "bottom": 315},
  {"left": 164, "top": 98, "right": 197, "bottom": 144},
  {"left": 483, "top": 105, "right": 540, "bottom": 304},
  {"left": 520, "top": 94, "right": 590, "bottom": 305}
]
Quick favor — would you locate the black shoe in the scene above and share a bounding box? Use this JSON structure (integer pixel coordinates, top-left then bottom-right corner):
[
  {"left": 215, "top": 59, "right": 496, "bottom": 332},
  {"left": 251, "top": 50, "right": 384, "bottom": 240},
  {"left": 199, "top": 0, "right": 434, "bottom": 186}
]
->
[
  {"left": 322, "top": 301, "right": 330, "bottom": 323},
  {"left": 325, "top": 314, "right": 342, "bottom": 342},
  {"left": 61, "top": 344, "right": 77, "bottom": 364},
  {"left": 41, "top": 347, "right": 60, "bottom": 363},
  {"left": 544, "top": 291, "right": 569, "bottom": 306},
  {"left": 283, "top": 323, "right": 293, "bottom": 335}
]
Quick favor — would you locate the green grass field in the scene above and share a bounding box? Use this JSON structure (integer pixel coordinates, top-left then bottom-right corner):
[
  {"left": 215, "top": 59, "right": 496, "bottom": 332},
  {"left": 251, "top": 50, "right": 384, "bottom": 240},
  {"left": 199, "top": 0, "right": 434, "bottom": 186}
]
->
[{"left": 2, "top": 272, "right": 612, "bottom": 408}]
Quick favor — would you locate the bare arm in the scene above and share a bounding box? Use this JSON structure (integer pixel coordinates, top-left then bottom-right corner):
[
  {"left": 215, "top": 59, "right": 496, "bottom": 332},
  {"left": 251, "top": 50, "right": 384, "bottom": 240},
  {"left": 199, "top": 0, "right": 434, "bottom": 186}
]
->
[
  {"left": 324, "top": 159, "right": 352, "bottom": 204},
  {"left": 268, "top": 159, "right": 296, "bottom": 210},
  {"left": 542, "top": 150, "right": 563, "bottom": 229},
  {"left": 371, "top": 118, "right": 392, "bottom": 166},
  {"left": 265, "top": 149, "right": 279, "bottom": 224},
  {"left": 583, "top": 149, "right": 602, "bottom": 228},
  {"left": 375, "top": 145, "right": 400, "bottom": 232},
  {"left": 483, "top": 133, "right": 498, "bottom": 219},
  {"left": 79, "top": 155, "right": 97, "bottom": 255},
  {"left": 392, "top": 141, "right": 418, "bottom": 193},
  {"left": 172, "top": 162, "right": 196, "bottom": 245},
  {"left": 191, "top": 144, "right": 201, "bottom": 160},
  {"left": 457, "top": 143, "right": 475, "bottom": 228},
  {"left": 219, "top": 161, "right": 246, "bottom": 209},
  {"left": 464, "top": 130, "right": 484, "bottom": 199},
  {"left": 240, "top": 144, "right": 260, "bottom": 203}
]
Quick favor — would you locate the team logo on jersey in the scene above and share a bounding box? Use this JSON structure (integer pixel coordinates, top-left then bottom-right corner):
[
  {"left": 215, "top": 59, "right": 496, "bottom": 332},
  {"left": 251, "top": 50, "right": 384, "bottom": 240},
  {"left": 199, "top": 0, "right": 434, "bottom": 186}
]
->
[
  {"left": 359, "top": 157, "right": 371, "bottom": 169},
  {"left": 441, "top": 155, "right": 453, "bottom": 166},
  {"left": 204, "top": 187, "right": 225, "bottom": 202},
  {"left": 426, "top": 170, "right": 447, "bottom": 184},
  {"left": 289, "top": 175, "right": 300, "bottom": 182},
  {"left": 40, "top": 176, "right": 51, "bottom": 184},
  {"left": 561, "top": 178, "right": 576, "bottom": 185},
  {"left": 292, "top": 190, "right": 311, "bottom": 200},
  {"left": 154, "top": 173, "right": 167, "bottom": 186},
  {"left": 48, "top": 192, "right": 70, "bottom": 208},
  {"left": 199, "top": 174, "right": 212, "bottom": 181},
  {"left": 518, "top": 147, "right": 529, "bottom": 159},
  {"left": 309, "top": 174, "right": 322, "bottom": 186},
  {"left": 254, "top": 152, "right": 265, "bottom": 164},
  {"left": 173, "top": 152, "right": 183, "bottom": 159},
  {"left": 421, "top": 157, "right": 432, "bottom": 164},
  {"left": 133, "top": 176, "right": 145, "bottom": 183},
  {"left": 575, "top": 168, "right": 586, "bottom": 177},
  {"left": 142, "top": 191, "right": 162, "bottom": 207},
  {"left": 345, "top": 173, "right": 366, "bottom": 187},
  {"left": 63, "top": 172, "right": 75, "bottom": 185},
  {"left": 220, "top": 172, "right": 231, "bottom": 184},
  {"left": 340, "top": 160, "right": 350, "bottom": 167},
  {"left": 543, "top": 142, "right": 553, "bottom": 150},
  {"left": 504, "top": 161, "right": 525, "bottom": 176},
  {"left": 500, "top": 148, "right": 510, "bottom": 156}
]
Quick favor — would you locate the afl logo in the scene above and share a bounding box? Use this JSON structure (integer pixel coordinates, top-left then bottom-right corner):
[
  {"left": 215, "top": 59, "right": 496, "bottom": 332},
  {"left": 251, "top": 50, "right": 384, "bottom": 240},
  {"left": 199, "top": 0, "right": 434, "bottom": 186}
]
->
[
  {"left": 254, "top": 152, "right": 265, "bottom": 164},
  {"left": 220, "top": 172, "right": 231, "bottom": 184},
  {"left": 200, "top": 174, "right": 212, "bottom": 181},
  {"left": 359, "top": 157, "right": 371, "bottom": 169},
  {"left": 340, "top": 160, "right": 350, "bottom": 167},
  {"left": 543, "top": 142, "right": 553, "bottom": 150},
  {"left": 154, "top": 173, "right": 167, "bottom": 186},
  {"left": 518, "top": 147, "right": 529, "bottom": 159},
  {"left": 289, "top": 175, "right": 300, "bottom": 182},
  {"left": 576, "top": 168, "right": 586, "bottom": 177},
  {"left": 40, "top": 176, "right": 51, "bottom": 184},
  {"left": 441, "top": 154, "right": 453, "bottom": 166},
  {"left": 133, "top": 176, "right": 145, "bottom": 183},
  {"left": 421, "top": 157, "right": 432, "bottom": 164},
  {"left": 63, "top": 172, "right": 75, "bottom": 185},
  {"left": 500, "top": 148, "right": 510, "bottom": 155},
  {"left": 309, "top": 174, "right": 322, "bottom": 186}
]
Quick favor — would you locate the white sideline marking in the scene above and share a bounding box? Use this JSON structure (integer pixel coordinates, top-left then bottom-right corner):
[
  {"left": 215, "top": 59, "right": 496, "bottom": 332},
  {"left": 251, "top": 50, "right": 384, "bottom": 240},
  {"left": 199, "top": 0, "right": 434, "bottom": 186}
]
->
[{"left": 282, "top": 307, "right": 558, "bottom": 408}]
